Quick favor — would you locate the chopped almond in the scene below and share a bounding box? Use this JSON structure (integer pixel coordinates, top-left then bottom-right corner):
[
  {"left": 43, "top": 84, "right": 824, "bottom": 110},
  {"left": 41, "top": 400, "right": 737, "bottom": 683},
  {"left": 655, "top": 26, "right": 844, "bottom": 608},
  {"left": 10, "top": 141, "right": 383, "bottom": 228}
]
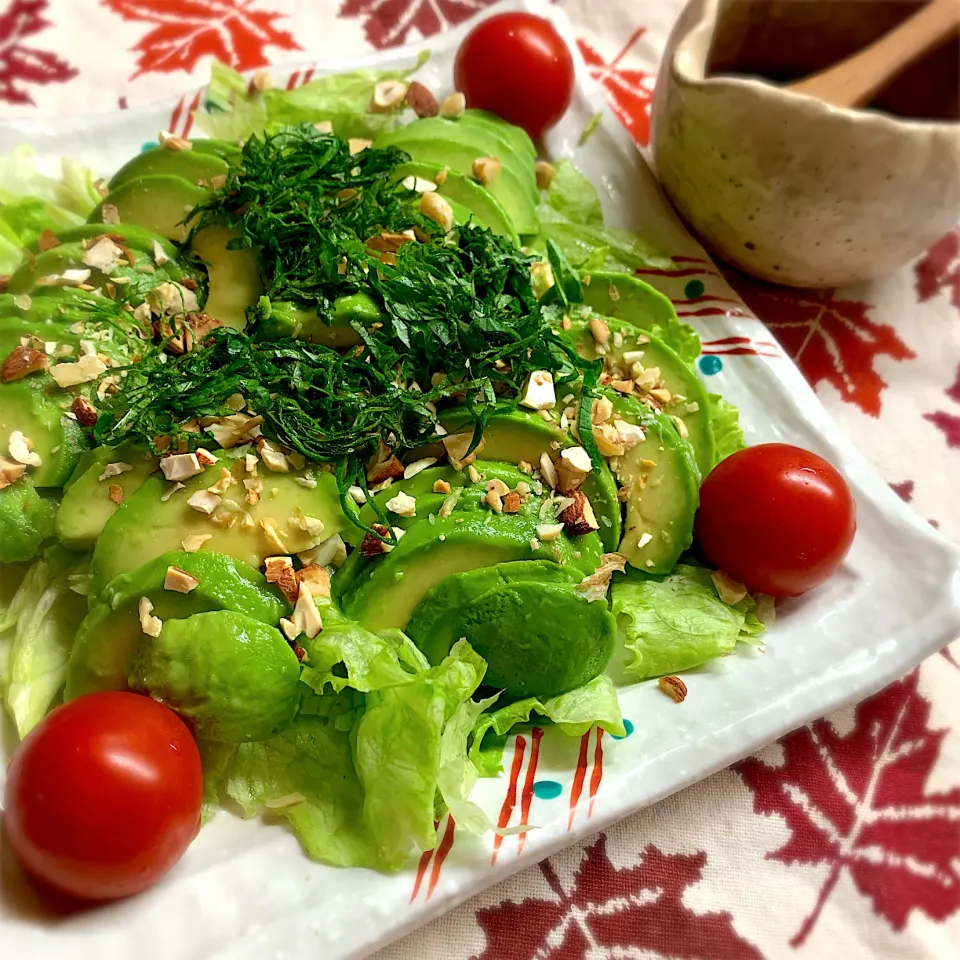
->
[
  {"left": 559, "top": 489, "right": 599, "bottom": 535},
  {"left": 588, "top": 317, "right": 610, "bottom": 345},
  {"left": 556, "top": 446, "right": 593, "bottom": 493},
  {"left": 138, "top": 597, "right": 163, "bottom": 637},
  {"left": 403, "top": 456, "right": 437, "bottom": 479},
  {"left": 0, "top": 456, "right": 26, "bottom": 490},
  {"left": 576, "top": 553, "right": 628, "bottom": 602},
  {"left": 360, "top": 523, "right": 395, "bottom": 557},
  {"left": 187, "top": 490, "right": 221, "bottom": 515},
  {"left": 160, "top": 452, "right": 203, "bottom": 482},
  {"left": 2, "top": 345, "right": 48, "bottom": 383},
  {"left": 8, "top": 430, "right": 41, "bottom": 467},
  {"left": 298, "top": 563, "right": 330, "bottom": 598},
  {"left": 159, "top": 131, "right": 192, "bottom": 151},
  {"left": 348, "top": 138, "right": 372, "bottom": 155},
  {"left": 432, "top": 479, "right": 451, "bottom": 494},
  {"left": 370, "top": 79, "right": 408, "bottom": 112},
  {"left": 108, "top": 484, "right": 124, "bottom": 504},
  {"left": 440, "top": 91, "right": 466, "bottom": 118},
  {"left": 164, "top": 565, "right": 200, "bottom": 593},
  {"left": 472, "top": 156, "right": 501, "bottom": 184},
  {"left": 367, "top": 454, "right": 405, "bottom": 484},
  {"left": 538, "top": 452, "right": 559, "bottom": 490},
  {"left": 406, "top": 81, "right": 439, "bottom": 117},
  {"left": 520, "top": 370, "right": 556, "bottom": 411},
  {"left": 535, "top": 160, "right": 557, "bottom": 190},
  {"left": 72, "top": 396, "right": 98, "bottom": 426},
  {"left": 658, "top": 675, "right": 687, "bottom": 703},
  {"left": 37, "top": 228, "right": 60, "bottom": 251},
  {"left": 260, "top": 518, "right": 287, "bottom": 553},
  {"left": 419, "top": 191, "right": 454, "bottom": 232},
  {"left": 181, "top": 533, "right": 212, "bottom": 552},
  {"left": 536, "top": 522, "right": 565, "bottom": 542},
  {"left": 385, "top": 490, "right": 417, "bottom": 517},
  {"left": 502, "top": 491, "right": 522, "bottom": 514},
  {"left": 265, "top": 556, "right": 299, "bottom": 604}
]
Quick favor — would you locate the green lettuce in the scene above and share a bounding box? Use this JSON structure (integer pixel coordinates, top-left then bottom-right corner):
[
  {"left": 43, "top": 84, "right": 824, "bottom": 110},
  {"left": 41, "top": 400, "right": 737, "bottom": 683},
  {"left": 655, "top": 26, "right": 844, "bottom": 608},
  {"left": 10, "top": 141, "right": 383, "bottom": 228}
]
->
[
  {"left": 194, "top": 55, "right": 429, "bottom": 143},
  {"left": 470, "top": 675, "right": 625, "bottom": 777},
  {"left": 612, "top": 564, "right": 765, "bottom": 681},
  {"left": 532, "top": 160, "right": 673, "bottom": 273},
  {"left": 0, "top": 547, "right": 89, "bottom": 738},
  {"left": 708, "top": 393, "right": 747, "bottom": 464}
]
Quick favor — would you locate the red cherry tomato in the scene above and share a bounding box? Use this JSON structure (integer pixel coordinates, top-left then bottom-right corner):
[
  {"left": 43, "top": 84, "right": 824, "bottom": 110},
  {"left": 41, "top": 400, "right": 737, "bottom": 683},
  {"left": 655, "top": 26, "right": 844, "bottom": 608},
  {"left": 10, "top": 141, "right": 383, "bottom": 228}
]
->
[
  {"left": 4, "top": 691, "right": 202, "bottom": 901},
  {"left": 694, "top": 443, "right": 856, "bottom": 598},
  {"left": 454, "top": 13, "right": 575, "bottom": 140}
]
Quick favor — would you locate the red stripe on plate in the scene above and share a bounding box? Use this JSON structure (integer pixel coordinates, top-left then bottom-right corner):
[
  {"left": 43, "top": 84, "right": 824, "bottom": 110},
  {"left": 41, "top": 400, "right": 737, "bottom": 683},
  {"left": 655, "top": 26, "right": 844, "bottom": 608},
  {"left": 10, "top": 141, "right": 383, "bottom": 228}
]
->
[
  {"left": 635, "top": 267, "right": 719, "bottom": 278},
  {"left": 302, "top": 66, "right": 315, "bottom": 85},
  {"left": 410, "top": 847, "right": 433, "bottom": 902},
  {"left": 672, "top": 255, "right": 710, "bottom": 264},
  {"left": 702, "top": 336, "right": 777, "bottom": 348},
  {"left": 491, "top": 735, "right": 526, "bottom": 865},
  {"left": 168, "top": 95, "right": 186, "bottom": 136},
  {"left": 180, "top": 90, "right": 203, "bottom": 138},
  {"left": 588, "top": 729, "right": 604, "bottom": 816},
  {"left": 675, "top": 306, "right": 739, "bottom": 317},
  {"left": 702, "top": 346, "right": 780, "bottom": 357},
  {"left": 426, "top": 815, "right": 456, "bottom": 900},
  {"left": 516, "top": 727, "right": 543, "bottom": 855},
  {"left": 567, "top": 731, "right": 591, "bottom": 830},
  {"left": 671, "top": 294, "right": 741, "bottom": 306},
  {"left": 286, "top": 69, "right": 301, "bottom": 90}
]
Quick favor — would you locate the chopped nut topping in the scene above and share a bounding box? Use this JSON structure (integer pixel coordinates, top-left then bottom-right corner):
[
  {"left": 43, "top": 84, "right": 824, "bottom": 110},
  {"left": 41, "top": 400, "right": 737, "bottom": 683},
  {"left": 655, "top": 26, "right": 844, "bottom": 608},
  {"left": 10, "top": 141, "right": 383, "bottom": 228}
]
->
[
  {"left": 535, "top": 160, "right": 557, "bottom": 190},
  {"left": 556, "top": 446, "right": 593, "bottom": 492},
  {"left": 294, "top": 581, "right": 324, "bottom": 639},
  {"left": 195, "top": 447, "right": 218, "bottom": 466},
  {"left": 164, "top": 565, "right": 199, "bottom": 593},
  {"left": 518, "top": 459, "right": 533, "bottom": 474},
  {"left": 146, "top": 281, "right": 200, "bottom": 317},
  {"left": 72, "top": 396, "right": 98, "bottom": 426},
  {"left": 419, "top": 191, "right": 454, "bottom": 232},
  {"left": 187, "top": 490, "right": 221, "bottom": 515},
  {"left": 265, "top": 556, "right": 299, "bottom": 604},
  {"left": 400, "top": 175, "right": 437, "bottom": 194},
  {"left": 313, "top": 120, "right": 333, "bottom": 134},
  {"left": 207, "top": 467, "right": 236, "bottom": 494},
  {"left": 442, "top": 432, "right": 484, "bottom": 470},
  {"left": 161, "top": 482, "right": 185, "bottom": 502},
  {"left": 298, "top": 563, "right": 331, "bottom": 599},
  {"left": 438, "top": 489, "right": 461, "bottom": 519},
  {"left": 82, "top": 236, "right": 124, "bottom": 272},
  {"left": 483, "top": 478, "right": 510, "bottom": 513},
  {"left": 367, "top": 454, "right": 405, "bottom": 484},
  {"left": 8, "top": 430, "right": 41, "bottom": 467},
  {"left": 405, "top": 81, "right": 439, "bottom": 117},
  {"left": 37, "top": 229, "right": 60, "bottom": 251},
  {"left": 432, "top": 479, "right": 451, "bottom": 494},
  {"left": 440, "top": 91, "right": 466, "bottom": 118},
  {"left": 139, "top": 597, "right": 162, "bottom": 637},
  {"left": 50, "top": 352, "right": 107, "bottom": 388},
  {"left": 386, "top": 490, "right": 417, "bottom": 517},
  {"left": 712, "top": 570, "right": 748, "bottom": 605},
  {"left": 467, "top": 464, "right": 481, "bottom": 484},
  {"left": 614, "top": 420, "right": 646, "bottom": 451},
  {"left": 472, "top": 156, "right": 501, "bottom": 184},
  {"left": 299, "top": 533, "right": 347, "bottom": 568},
  {"left": 520, "top": 370, "right": 556, "bottom": 411},
  {"left": 593, "top": 421, "right": 626, "bottom": 457},
  {"left": 2, "top": 344, "right": 48, "bottom": 382},
  {"left": 101, "top": 204, "right": 120, "bottom": 224},
  {"left": 260, "top": 518, "right": 288, "bottom": 553},
  {"left": 559, "top": 489, "right": 599, "bottom": 535},
  {"left": 359, "top": 523, "right": 396, "bottom": 557},
  {"left": 538, "top": 452, "right": 559, "bottom": 489},
  {"left": 502, "top": 491, "right": 522, "bottom": 513},
  {"left": 348, "top": 138, "right": 372, "bottom": 155},
  {"left": 576, "top": 553, "right": 628, "bottom": 602},
  {"left": 658, "top": 675, "right": 687, "bottom": 703},
  {"left": 367, "top": 232, "right": 416, "bottom": 255},
  {"left": 160, "top": 452, "right": 203, "bottom": 482},
  {"left": 403, "top": 456, "right": 437, "bottom": 479},
  {"left": 204, "top": 413, "right": 263, "bottom": 448},
  {"left": 536, "top": 522, "right": 564, "bottom": 542},
  {"left": 588, "top": 317, "right": 610, "bottom": 345},
  {"left": 181, "top": 533, "right": 212, "bottom": 552},
  {"left": 0, "top": 456, "right": 26, "bottom": 490},
  {"left": 370, "top": 79, "right": 408, "bottom": 112},
  {"left": 159, "top": 131, "right": 192, "bottom": 151},
  {"left": 293, "top": 514, "right": 325, "bottom": 540},
  {"left": 249, "top": 70, "right": 273, "bottom": 93},
  {"left": 257, "top": 438, "right": 290, "bottom": 473},
  {"left": 348, "top": 485, "right": 367, "bottom": 504},
  {"left": 99, "top": 461, "right": 133, "bottom": 482}
]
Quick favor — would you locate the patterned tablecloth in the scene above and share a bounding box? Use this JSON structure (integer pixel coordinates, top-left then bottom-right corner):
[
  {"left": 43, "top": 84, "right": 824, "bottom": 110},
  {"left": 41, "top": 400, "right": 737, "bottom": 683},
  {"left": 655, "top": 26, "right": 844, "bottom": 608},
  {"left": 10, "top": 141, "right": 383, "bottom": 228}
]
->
[{"left": 3, "top": 1, "right": 958, "bottom": 957}]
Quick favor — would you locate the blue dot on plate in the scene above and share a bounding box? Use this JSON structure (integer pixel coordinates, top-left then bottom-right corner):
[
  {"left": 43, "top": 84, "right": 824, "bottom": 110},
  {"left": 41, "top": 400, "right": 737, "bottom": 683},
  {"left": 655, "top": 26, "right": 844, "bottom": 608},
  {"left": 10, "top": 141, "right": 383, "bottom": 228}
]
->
[
  {"left": 684, "top": 279, "right": 705, "bottom": 299},
  {"left": 532, "top": 780, "right": 563, "bottom": 800},
  {"left": 612, "top": 718, "right": 634, "bottom": 740},
  {"left": 140, "top": 140, "right": 158, "bottom": 152},
  {"left": 699, "top": 355, "right": 723, "bottom": 376}
]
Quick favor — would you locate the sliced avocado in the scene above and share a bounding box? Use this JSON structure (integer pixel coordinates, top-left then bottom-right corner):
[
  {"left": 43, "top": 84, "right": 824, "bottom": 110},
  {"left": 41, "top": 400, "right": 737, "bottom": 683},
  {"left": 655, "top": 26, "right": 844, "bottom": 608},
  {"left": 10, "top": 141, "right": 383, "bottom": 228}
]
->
[
  {"left": 410, "top": 564, "right": 615, "bottom": 698},
  {"left": 129, "top": 610, "right": 300, "bottom": 741},
  {"left": 0, "top": 380, "right": 87, "bottom": 487},
  {"left": 189, "top": 226, "right": 259, "bottom": 330},
  {"left": 0, "top": 316, "right": 85, "bottom": 352},
  {"left": 580, "top": 273, "right": 700, "bottom": 363},
  {"left": 376, "top": 119, "right": 538, "bottom": 235},
  {"left": 108, "top": 147, "right": 229, "bottom": 190},
  {"left": 0, "top": 480, "right": 56, "bottom": 563},
  {"left": 30, "top": 223, "right": 178, "bottom": 260},
  {"left": 436, "top": 409, "right": 622, "bottom": 551},
  {"left": 56, "top": 445, "right": 158, "bottom": 550},
  {"left": 190, "top": 139, "right": 242, "bottom": 162},
  {"left": 570, "top": 315, "right": 715, "bottom": 475},
  {"left": 89, "top": 458, "right": 350, "bottom": 599},
  {"left": 91, "top": 175, "right": 207, "bottom": 243},
  {"left": 0, "top": 287, "right": 130, "bottom": 327},
  {"left": 459, "top": 109, "right": 537, "bottom": 161},
  {"left": 392, "top": 161, "right": 519, "bottom": 244},
  {"left": 251, "top": 297, "right": 367, "bottom": 347},
  {"left": 66, "top": 549, "right": 288, "bottom": 699},
  {"left": 614, "top": 398, "right": 700, "bottom": 573}
]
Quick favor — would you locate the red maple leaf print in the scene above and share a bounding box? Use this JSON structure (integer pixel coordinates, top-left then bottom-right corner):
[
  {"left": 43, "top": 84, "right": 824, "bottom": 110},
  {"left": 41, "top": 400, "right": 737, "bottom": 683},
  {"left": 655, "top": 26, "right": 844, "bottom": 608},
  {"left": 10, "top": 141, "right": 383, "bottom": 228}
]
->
[
  {"left": 0, "top": 0, "right": 77, "bottom": 106},
  {"left": 738, "top": 670, "right": 960, "bottom": 946},
  {"left": 915, "top": 227, "right": 960, "bottom": 310},
  {"left": 725, "top": 272, "right": 915, "bottom": 416},
  {"left": 338, "top": 0, "right": 498, "bottom": 50},
  {"left": 102, "top": 0, "right": 301, "bottom": 79},
  {"left": 923, "top": 362, "right": 960, "bottom": 448},
  {"left": 473, "top": 834, "right": 762, "bottom": 959},
  {"left": 577, "top": 28, "right": 655, "bottom": 146}
]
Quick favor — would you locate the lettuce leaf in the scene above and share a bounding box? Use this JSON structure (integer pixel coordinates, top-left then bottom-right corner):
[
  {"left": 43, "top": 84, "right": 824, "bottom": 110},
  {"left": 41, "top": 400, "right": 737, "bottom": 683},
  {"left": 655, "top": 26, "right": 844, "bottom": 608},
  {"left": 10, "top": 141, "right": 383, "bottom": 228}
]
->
[
  {"left": 0, "top": 547, "right": 89, "bottom": 738},
  {"left": 708, "top": 392, "right": 747, "bottom": 464},
  {"left": 470, "top": 675, "right": 625, "bottom": 777},
  {"left": 194, "top": 55, "right": 429, "bottom": 143},
  {"left": 532, "top": 160, "right": 673, "bottom": 273},
  {"left": 612, "top": 564, "right": 765, "bottom": 680}
]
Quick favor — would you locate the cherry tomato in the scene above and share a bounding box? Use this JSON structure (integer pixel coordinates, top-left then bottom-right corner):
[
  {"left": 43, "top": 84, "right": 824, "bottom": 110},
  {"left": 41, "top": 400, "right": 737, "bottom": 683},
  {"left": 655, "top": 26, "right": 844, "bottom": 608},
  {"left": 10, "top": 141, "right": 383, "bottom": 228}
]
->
[
  {"left": 4, "top": 692, "right": 202, "bottom": 901},
  {"left": 694, "top": 443, "right": 856, "bottom": 598},
  {"left": 454, "top": 13, "right": 575, "bottom": 140}
]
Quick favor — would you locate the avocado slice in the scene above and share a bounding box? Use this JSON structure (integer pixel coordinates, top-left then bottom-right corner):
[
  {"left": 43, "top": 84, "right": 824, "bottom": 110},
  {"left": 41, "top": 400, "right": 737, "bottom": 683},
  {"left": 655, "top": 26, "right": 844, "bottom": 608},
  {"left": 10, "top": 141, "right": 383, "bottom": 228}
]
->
[
  {"left": 129, "top": 609, "right": 300, "bottom": 742},
  {"left": 435, "top": 409, "right": 623, "bottom": 551},
  {"left": 91, "top": 174, "right": 207, "bottom": 243},
  {"left": 251, "top": 294, "right": 377, "bottom": 347},
  {"left": 189, "top": 139, "right": 242, "bottom": 162},
  {"left": 29, "top": 223, "right": 178, "bottom": 260},
  {"left": 0, "top": 380, "right": 88, "bottom": 488},
  {"left": 88, "top": 458, "right": 350, "bottom": 599},
  {"left": 570, "top": 315, "right": 715, "bottom": 476},
  {"left": 580, "top": 273, "right": 700, "bottom": 363},
  {"left": 0, "top": 480, "right": 56, "bottom": 563},
  {"left": 66, "top": 549, "right": 288, "bottom": 699},
  {"left": 189, "top": 225, "right": 260, "bottom": 330},
  {"left": 392, "top": 161, "right": 520, "bottom": 244},
  {"left": 376, "top": 118, "right": 538, "bottom": 235},
  {"left": 409, "top": 561, "right": 616, "bottom": 698},
  {"left": 56, "top": 445, "right": 158, "bottom": 550},
  {"left": 614, "top": 398, "right": 700, "bottom": 573},
  {"left": 108, "top": 147, "right": 229, "bottom": 191},
  {"left": 0, "top": 315, "right": 86, "bottom": 352},
  {"left": 459, "top": 109, "right": 537, "bottom": 161}
]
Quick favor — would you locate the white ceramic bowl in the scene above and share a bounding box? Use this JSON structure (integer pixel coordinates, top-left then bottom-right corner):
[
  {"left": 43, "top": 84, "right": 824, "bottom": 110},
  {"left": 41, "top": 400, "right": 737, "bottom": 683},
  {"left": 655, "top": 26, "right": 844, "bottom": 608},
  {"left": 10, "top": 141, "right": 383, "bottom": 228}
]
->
[{"left": 651, "top": 0, "right": 960, "bottom": 287}]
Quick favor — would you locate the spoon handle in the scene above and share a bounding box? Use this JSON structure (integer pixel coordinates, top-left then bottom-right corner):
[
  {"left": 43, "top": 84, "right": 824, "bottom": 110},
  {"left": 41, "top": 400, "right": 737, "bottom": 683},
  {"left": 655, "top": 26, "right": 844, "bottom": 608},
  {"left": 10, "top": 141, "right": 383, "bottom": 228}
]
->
[{"left": 789, "top": 0, "right": 960, "bottom": 109}]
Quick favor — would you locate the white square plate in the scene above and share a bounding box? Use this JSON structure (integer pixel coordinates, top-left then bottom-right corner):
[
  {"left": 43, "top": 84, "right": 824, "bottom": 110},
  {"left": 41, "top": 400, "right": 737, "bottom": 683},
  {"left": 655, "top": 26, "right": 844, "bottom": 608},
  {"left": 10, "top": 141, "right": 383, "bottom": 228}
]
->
[{"left": 2, "top": 3, "right": 959, "bottom": 957}]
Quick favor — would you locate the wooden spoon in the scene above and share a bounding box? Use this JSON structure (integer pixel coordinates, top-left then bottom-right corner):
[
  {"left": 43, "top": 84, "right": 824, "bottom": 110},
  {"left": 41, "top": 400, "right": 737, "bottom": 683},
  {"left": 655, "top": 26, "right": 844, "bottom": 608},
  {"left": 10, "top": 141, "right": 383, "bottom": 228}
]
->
[{"left": 788, "top": 0, "right": 960, "bottom": 109}]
